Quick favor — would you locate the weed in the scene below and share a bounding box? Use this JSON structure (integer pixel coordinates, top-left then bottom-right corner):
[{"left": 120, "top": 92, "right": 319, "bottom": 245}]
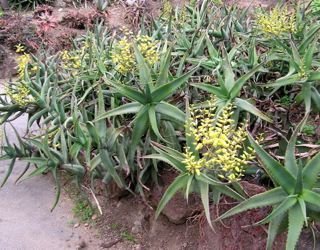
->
[
  {"left": 120, "top": 230, "right": 136, "bottom": 242},
  {"left": 110, "top": 223, "right": 121, "bottom": 230},
  {"left": 302, "top": 124, "right": 316, "bottom": 136},
  {"left": 279, "top": 95, "right": 291, "bottom": 106},
  {"left": 73, "top": 200, "right": 94, "bottom": 222}
]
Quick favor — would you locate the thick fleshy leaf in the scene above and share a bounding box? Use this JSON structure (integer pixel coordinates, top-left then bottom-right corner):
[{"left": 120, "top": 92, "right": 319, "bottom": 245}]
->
[
  {"left": 96, "top": 86, "right": 108, "bottom": 140},
  {"left": 234, "top": 98, "right": 272, "bottom": 122},
  {"left": 199, "top": 181, "right": 213, "bottom": 229},
  {"left": 284, "top": 115, "right": 308, "bottom": 177},
  {"left": 264, "top": 74, "right": 300, "bottom": 88},
  {"left": 95, "top": 102, "right": 142, "bottom": 121},
  {"left": 155, "top": 102, "right": 185, "bottom": 124},
  {"left": 104, "top": 77, "right": 147, "bottom": 104},
  {"left": 308, "top": 71, "right": 320, "bottom": 81},
  {"left": 230, "top": 64, "right": 262, "bottom": 99},
  {"left": 298, "top": 24, "right": 320, "bottom": 53},
  {"left": 195, "top": 173, "right": 225, "bottom": 186},
  {"left": 248, "top": 134, "right": 296, "bottom": 194},
  {"left": 222, "top": 51, "right": 235, "bottom": 91},
  {"left": 51, "top": 168, "right": 61, "bottom": 212},
  {"left": 143, "top": 154, "right": 185, "bottom": 172},
  {"left": 148, "top": 105, "right": 166, "bottom": 142},
  {"left": 0, "top": 157, "right": 16, "bottom": 187},
  {"left": 196, "top": 174, "right": 244, "bottom": 201},
  {"left": 302, "top": 189, "right": 320, "bottom": 207},
  {"left": 302, "top": 83, "right": 311, "bottom": 113},
  {"left": 256, "top": 197, "right": 296, "bottom": 225},
  {"left": 151, "top": 141, "right": 185, "bottom": 161},
  {"left": 128, "top": 107, "right": 149, "bottom": 163},
  {"left": 156, "top": 46, "right": 172, "bottom": 86},
  {"left": 289, "top": 39, "right": 302, "bottom": 66},
  {"left": 298, "top": 198, "right": 307, "bottom": 226},
  {"left": 155, "top": 173, "right": 190, "bottom": 218},
  {"left": 100, "top": 149, "right": 124, "bottom": 188},
  {"left": 190, "top": 83, "right": 227, "bottom": 99},
  {"left": 286, "top": 204, "right": 305, "bottom": 250},
  {"left": 266, "top": 213, "right": 286, "bottom": 250},
  {"left": 303, "top": 38, "right": 317, "bottom": 71},
  {"left": 61, "top": 164, "right": 85, "bottom": 176},
  {"left": 302, "top": 152, "right": 320, "bottom": 189},
  {"left": 151, "top": 68, "right": 197, "bottom": 102},
  {"left": 311, "top": 87, "right": 320, "bottom": 111},
  {"left": 216, "top": 187, "right": 287, "bottom": 221}
]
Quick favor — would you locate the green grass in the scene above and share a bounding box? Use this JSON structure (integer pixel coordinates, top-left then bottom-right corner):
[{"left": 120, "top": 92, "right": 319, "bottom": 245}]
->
[
  {"left": 73, "top": 200, "right": 94, "bottom": 222},
  {"left": 279, "top": 95, "right": 291, "bottom": 106},
  {"left": 302, "top": 124, "right": 316, "bottom": 136},
  {"left": 120, "top": 230, "right": 136, "bottom": 242}
]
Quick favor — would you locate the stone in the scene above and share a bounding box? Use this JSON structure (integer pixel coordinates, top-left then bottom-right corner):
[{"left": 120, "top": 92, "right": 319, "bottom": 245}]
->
[{"left": 150, "top": 170, "right": 201, "bottom": 224}]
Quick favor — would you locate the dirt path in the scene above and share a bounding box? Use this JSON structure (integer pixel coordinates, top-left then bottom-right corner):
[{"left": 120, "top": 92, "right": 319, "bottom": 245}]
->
[{"left": 0, "top": 113, "right": 102, "bottom": 250}]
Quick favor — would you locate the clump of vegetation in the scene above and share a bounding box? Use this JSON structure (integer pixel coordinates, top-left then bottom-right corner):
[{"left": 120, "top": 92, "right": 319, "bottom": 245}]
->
[
  {"left": 0, "top": 1, "right": 320, "bottom": 249},
  {"left": 73, "top": 199, "right": 94, "bottom": 222},
  {"left": 120, "top": 230, "right": 136, "bottom": 242},
  {"left": 302, "top": 124, "right": 316, "bottom": 136},
  {"left": 256, "top": 6, "right": 296, "bottom": 36}
]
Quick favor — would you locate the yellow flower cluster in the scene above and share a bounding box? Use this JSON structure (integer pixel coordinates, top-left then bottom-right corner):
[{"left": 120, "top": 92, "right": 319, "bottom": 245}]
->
[
  {"left": 184, "top": 101, "right": 255, "bottom": 182},
  {"left": 61, "top": 50, "right": 82, "bottom": 69},
  {"left": 17, "top": 54, "right": 31, "bottom": 79},
  {"left": 298, "top": 61, "right": 308, "bottom": 79},
  {"left": 183, "top": 147, "right": 205, "bottom": 176},
  {"left": 162, "top": 1, "right": 188, "bottom": 25},
  {"left": 5, "top": 83, "right": 34, "bottom": 107},
  {"left": 16, "top": 53, "right": 38, "bottom": 79},
  {"left": 111, "top": 38, "right": 135, "bottom": 75},
  {"left": 162, "top": 0, "right": 173, "bottom": 19},
  {"left": 15, "top": 44, "right": 25, "bottom": 53},
  {"left": 136, "top": 35, "right": 159, "bottom": 66},
  {"left": 256, "top": 7, "right": 296, "bottom": 36},
  {"left": 111, "top": 34, "right": 159, "bottom": 75}
]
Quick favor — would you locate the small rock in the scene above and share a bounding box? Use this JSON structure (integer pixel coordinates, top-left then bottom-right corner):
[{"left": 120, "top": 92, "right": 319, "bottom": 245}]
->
[
  {"left": 74, "top": 223, "right": 80, "bottom": 228},
  {"left": 76, "top": 240, "right": 87, "bottom": 249},
  {"left": 133, "top": 244, "right": 142, "bottom": 250},
  {"left": 84, "top": 223, "right": 89, "bottom": 227},
  {"left": 91, "top": 214, "right": 98, "bottom": 220}
]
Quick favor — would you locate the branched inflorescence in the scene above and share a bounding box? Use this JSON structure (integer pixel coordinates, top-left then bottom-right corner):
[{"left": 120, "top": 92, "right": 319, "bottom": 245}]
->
[
  {"left": 17, "top": 53, "right": 31, "bottom": 79},
  {"left": 5, "top": 83, "right": 34, "bottom": 107},
  {"left": 111, "top": 33, "right": 159, "bottom": 75},
  {"left": 256, "top": 7, "right": 296, "bottom": 36},
  {"left": 184, "top": 101, "right": 255, "bottom": 182},
  {"left": 162, "top": 0, "right": 173, "bottom": 20},
  {"left": 5, "top": 47, "right": 36, "bottom": 107}
]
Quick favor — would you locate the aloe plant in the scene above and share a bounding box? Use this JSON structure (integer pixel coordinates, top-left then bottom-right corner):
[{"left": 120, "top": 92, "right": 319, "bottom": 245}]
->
[
  {"left": 264, "top": 34, "right": 320, "bottom": 113},
  {"left": 191, "top": 52, "right": 272, "bottom": 122},
  {"left": 145, "top": 103, "right": 247, "bottom": 228},
  {"left": 216, "top": 114, "right": 320, "bottom": 250},
  {"left": 97, "top": 45, "right": 196, "bottom": 163}
]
